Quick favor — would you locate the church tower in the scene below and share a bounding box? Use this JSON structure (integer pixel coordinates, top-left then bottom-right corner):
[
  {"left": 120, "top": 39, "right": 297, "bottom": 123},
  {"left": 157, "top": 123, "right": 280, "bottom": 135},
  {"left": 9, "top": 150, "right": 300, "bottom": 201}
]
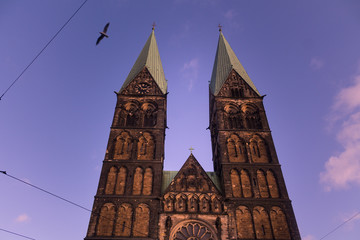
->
[
  {"left": 84, "top": 28, "right": 167, "bottom": 239},
  {"left": 208, "top": 30, "right": 301, "bottom": 239}
]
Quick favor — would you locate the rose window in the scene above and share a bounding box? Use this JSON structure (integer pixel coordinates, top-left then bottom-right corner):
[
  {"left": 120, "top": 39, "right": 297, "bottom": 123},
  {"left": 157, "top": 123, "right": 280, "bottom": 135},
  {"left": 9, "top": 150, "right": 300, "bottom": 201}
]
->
[{"left": 172, "top": 222, "right": 215, "bottom": 240}]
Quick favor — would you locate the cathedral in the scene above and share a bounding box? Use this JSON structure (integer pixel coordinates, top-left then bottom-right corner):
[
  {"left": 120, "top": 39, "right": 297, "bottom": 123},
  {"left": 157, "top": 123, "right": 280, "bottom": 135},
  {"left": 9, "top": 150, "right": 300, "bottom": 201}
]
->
[{"left": 84, "top": 28, "right": 301, "bottom": 240}]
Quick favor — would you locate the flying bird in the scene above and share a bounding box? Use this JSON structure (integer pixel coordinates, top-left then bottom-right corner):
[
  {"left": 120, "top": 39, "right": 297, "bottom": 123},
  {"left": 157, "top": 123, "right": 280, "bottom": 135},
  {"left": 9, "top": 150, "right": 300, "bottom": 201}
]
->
[{"left": 96, "top": 22, "right": 110, "bottom": 45}]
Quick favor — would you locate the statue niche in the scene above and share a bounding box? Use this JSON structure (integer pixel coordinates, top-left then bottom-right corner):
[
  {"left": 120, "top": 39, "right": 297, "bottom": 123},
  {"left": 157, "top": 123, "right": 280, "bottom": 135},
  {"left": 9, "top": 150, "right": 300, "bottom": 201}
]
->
[
  {"left": 226, "top": 134, "right": 248, "bottom": 162},
  {"left": 137, "top": 132, "right": 155, "bottom": 160},
  {"left": 142, "top": 102, "right": 157, "bottom": 127},
  {"left": 113, "top": 132, "right": 132, "bottom": 160}
]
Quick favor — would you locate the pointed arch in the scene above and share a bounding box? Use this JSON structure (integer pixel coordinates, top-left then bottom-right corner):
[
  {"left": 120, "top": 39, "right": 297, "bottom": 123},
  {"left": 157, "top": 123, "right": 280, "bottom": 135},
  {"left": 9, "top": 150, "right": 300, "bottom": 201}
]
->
[
  {"left": 133, "top": 203, "right": 150, "bottom": 237},
  {"left": 241, "top": 169, "right": 252, "bottom": 198},
  {"left": 163, "top": 193, "right": 174, "bottom": 212},
  {"left": 132, "top": 167, "right": 143, "bottom": 195},
  {"left": 175, "top": 193, "right": 187, "bottom": 212},
  {"left": 115, "top": 167, "right": 127, "bottom": 195},
  {"left": 96, "top": 203, "right": 115, "bottom": 236},
  {"left": 137, "top": 132, "right": 155, "bottom": 160},
  {"left": 211, "top": 195, "right": 222, "bottom": 213},
  {"left": 142, "top": 167, "right": 153, "bottom": 195},
  {"left": 257, "top": 170, "right": 270, "bottom": 198},
  {"left": 227, "top": 134, "right": 248, "bottom": 162},
  {"left": 105, "top": 167, "right": 117, "bottom": 195},
  {"left": 250, "top": 135, "right": 270, "bottom": 163},
  {"left": 114, "top": 203, "right": 132, "bottom": 236},
  {"left": 141, "top": 102, "right": 158, "bottom": 127},
  {"left": 242, "top": 104, "right": 262, "bottom": 129},
  {"left": 267, "top": 170, "right": 280, "bottom": 198},
  {"left": 236, "top": 206, "right": 255, "bottom": 239},
  {"left": 187, "top": 193, "right": 199, "bottom": 213},
  {"left": 230, "top": 169, "right": 242, "bottom": 198},
  {"left": 113, "top": 131, "right": 132, "bottom": 160},
  {"left": 199, "top": 194, "right": 210, "bottom": 213},
  {"left": 270, "top": 206, "right": 291, "bottom": 239},
  {"left": 253, "top": 206, "right": 273, "bottom": 239}
]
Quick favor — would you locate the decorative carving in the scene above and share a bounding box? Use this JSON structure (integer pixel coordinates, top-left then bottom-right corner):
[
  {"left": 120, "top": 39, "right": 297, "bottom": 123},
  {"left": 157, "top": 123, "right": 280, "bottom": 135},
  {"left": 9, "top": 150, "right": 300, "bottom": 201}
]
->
[
  {"left": 142, "top": 168, "right": 153, "bottom": 195},
  {"left": 164, "top": 193, "right": 174, "bottom": 212},
  {"left": 132, "top": 167, "right": 143, "bottom": 195},
  {"left": 241, "top": 170, "right": 252, "bottom": 198},
  {"left": 115, "top": 167, "right": 127, "bottom": 195},
  {"left": 121, "top": 68, "right": 163, "bottom": 96},
  {"left": 230, "top": 169, "right": 242, "bottom": 198},
  {"left": 242, "top": 104, "right": 262, "bottom": 129},
  {"left": 105, "top": 167, "right": 117, "bottom": 194},
  {"left": 257, "top": 170, "right": 270, "bottom": 198},
  {"left": 223, "top": 104, "right": 243, "bottom": 129},
  {"left": 267, "top": 170, "right": 280, "bottom": 198}
]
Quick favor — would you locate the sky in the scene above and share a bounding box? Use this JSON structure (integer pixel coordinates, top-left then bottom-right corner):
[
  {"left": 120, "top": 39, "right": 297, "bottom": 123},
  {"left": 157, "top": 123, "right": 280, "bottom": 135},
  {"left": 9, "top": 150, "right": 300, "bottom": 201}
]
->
[{"left": 1, "top": 1, "right": 360, "bottom": 240}]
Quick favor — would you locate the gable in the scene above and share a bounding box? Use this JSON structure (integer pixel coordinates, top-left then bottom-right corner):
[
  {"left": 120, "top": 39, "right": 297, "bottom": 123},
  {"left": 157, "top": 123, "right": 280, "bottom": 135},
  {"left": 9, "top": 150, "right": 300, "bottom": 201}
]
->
[
  {"left": 162, "top": 154, "right": 222, "bottom": 195},
  {"left": 217, "top": 69, "right": 261, "bottom": 98},
  {"left": 119, "top": 67, "right": 164, "bottom": 96}
]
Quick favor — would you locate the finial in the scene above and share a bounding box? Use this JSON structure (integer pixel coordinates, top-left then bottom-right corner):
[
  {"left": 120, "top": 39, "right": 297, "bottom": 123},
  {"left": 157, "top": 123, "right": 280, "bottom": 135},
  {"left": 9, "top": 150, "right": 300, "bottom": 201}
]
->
[
  {"left": 189, "top": 146, "right": 194, "bottom": 153},
  {"left": 218, "top": 24, "right": 222, "bottom": 32},
  {"left": 152, "top": 22, "right": 156, "bottom": 30}
]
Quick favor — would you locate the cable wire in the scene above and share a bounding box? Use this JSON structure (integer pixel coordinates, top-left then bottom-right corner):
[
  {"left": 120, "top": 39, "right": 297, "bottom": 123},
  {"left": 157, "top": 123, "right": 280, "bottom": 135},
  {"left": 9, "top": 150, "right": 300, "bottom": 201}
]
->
[
  {"left": 0, "top": 0, "right": 88, "bottom": 101},
  {"left": 0, "top": 171, "right": 147, "bottom": 237},
  {"left": 319, "top": 211, "right": 360, "bottom": 239},
  {"left": 0, "top": 228, "right": 36, "bottom": 240}
]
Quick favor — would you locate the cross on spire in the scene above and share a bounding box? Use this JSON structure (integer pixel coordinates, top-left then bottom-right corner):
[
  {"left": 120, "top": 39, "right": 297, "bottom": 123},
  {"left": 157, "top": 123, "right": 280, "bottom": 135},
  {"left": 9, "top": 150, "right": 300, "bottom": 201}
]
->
[
  {"left": 189, "top": 146, "right": 194, "bottom": 153},
  {"left": 218, "top": 24, "right": 222, "bottom": 32},
  {"left": 152, "top": 22, "right": 156, "bottom": 30}
]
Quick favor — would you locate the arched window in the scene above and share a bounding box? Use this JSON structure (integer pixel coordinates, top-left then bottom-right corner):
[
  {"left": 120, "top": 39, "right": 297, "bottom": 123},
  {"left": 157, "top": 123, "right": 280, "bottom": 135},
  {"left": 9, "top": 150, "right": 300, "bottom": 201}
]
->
[
  {"left": 115, "top": 167, "right": 127, "bottom": 195},
  {"left": 230, "top": 169, "right": 242, "bottom": 198},
  {"left": 113, "top": 132, "right": 132, "bottom": 160},
  {"left": 270, "top": 206, "right": 291, "bottom": 239},
  {"left": 105, "top": 167, "right": 117, "bottom": 194},
  {"left": 199, "top": 194, "right": 210, "bottom": 213},
  {"left": 142, "top": 103, "right": 157, "bottom": 127},
  {"left": 114, "top": 203, "right": 132, "bottom": 236},
  {"left": 142, "top": 168, "right": 153, "bottom": 195},
  {"left": 257, "top": 170, "right": 269, "bottom": 198},
  {"left": 267, "top": 170, "right": 280, "bottom": 198},
  {"left": 163, "top": 193, "right": 174, "bottom": 212},
  {"left": 187, "top": 194, "right": 199, "bottom": 213},
  {"left": 253, "top": 206, "right": 273, "bottom": 239},
  {"left": 124, "top": 102, "right": 139, "bottom": 127},
  {"left": 132, "top": 167, "right": 143, "bottom": 195},
  {"left": 250, "top": 135, "right": 270, "bottom": 163},
  {"left": 175, "top": 194, "right": 187, "bottom": 212},
  {"left": 96, "top": 203, "right": 115, "bottom": 236},
  {"left": 241, "top": 170, "right": 252, "bottom": 198},
  {"left": 227, "top": 134, "right": 247, "bottom": 162},
  {"left": 224, "top": 105, "right": 243, "bottom": 129},
  {"left": 236, "top": 206, "right": 255, "bottom": 238},
  {"left": 242, "top": 104, "right": 262, "bottom": 129},
  {"left": 231, "top": 87, "right": 244, "bottom": 98},
  {"left": 133, "top": 204, "right": 150, "bottom": 237},
  {"left": 137, "top": 132, "right": 155, "bottom": 160},
  {"left": 211, "top": 196, "right": 222, "bottom": 213}
]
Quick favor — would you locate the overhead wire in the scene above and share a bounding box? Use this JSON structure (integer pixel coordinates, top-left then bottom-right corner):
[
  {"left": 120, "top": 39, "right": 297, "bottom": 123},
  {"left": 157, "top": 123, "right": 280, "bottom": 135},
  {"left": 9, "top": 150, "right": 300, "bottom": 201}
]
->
[
  {"left": 0, "top": 228, "right": 36, "bottom": 240},
  {"left": 0, "top": 171, "right": 147, "bottom": 237},
  {"left": 319, "top": 211, "right": 360, "bottom": 239},
  {"left": 0, "top": 0, "right": 88, "bottom": 101}
]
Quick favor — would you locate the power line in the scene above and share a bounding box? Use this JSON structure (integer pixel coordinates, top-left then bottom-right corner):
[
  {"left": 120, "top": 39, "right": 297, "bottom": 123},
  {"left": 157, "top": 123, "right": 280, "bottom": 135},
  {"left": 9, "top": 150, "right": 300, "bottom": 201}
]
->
[
  {"left": 0, "top": 0, "right": 88, "bottom": 101},
  {"left": 0, "top": 171, "right": 147, "bottom": 237},
  {"left": 319, "top": 211, "right": 360, "bottom": 239},
  {"left": 0, "top": 228, "right": 36, "bottom": 240}
]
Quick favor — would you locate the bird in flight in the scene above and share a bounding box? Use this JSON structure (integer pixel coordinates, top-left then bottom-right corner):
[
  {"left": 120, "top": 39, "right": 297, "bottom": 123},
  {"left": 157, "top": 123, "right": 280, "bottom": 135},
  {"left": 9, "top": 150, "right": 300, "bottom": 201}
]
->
[{"left": 96, "top": 22, "right": 110, "bottom": 45}]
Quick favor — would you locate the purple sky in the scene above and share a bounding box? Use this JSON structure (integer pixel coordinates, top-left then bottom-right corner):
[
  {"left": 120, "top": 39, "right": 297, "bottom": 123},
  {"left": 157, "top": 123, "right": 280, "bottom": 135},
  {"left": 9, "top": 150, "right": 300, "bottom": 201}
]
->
[{"left": 1, "top": 1, "right": 360, "bottom": 240}]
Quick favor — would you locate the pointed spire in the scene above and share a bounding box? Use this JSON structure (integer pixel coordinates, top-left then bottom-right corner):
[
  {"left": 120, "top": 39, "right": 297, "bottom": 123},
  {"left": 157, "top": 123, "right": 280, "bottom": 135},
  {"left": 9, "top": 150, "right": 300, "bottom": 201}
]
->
[
  {"left": 120, "top": 28, "right": 167, "bottom": 94},
  {"left": 209, "top": 31, "right": 260, "bottom": 96}
]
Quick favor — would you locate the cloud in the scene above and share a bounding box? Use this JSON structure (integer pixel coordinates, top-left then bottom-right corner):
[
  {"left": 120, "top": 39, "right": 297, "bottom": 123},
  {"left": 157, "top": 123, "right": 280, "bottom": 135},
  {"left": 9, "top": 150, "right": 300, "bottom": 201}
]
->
[
  {"left": 310, "top": 57, "right": 324, "bottom": 70},
  {"left": 302, "top": 235, "right": 316, "bottom": 240},
  {"left": 16, "top": 214, "right": 30, "bottom": 223},
  {"left": 181, "top": 58, "right": 199, "bottom": 92},
  {"left": 320, "top": 74, "right": 360, "bottom": 190}
]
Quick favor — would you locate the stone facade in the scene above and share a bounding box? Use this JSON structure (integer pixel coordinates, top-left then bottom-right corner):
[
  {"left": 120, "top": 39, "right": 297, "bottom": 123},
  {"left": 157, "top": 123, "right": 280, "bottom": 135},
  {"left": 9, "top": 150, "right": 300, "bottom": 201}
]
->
[{"left": 84, "top": 30, "right": 300, "bottom": 240}]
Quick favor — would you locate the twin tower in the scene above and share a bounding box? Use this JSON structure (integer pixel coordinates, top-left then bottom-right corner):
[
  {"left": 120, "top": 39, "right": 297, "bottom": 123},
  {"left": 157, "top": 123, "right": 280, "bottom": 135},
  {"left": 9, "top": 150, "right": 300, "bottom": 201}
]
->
[{"left": 84, "top": 29, "right": 301, "bottom": 240}]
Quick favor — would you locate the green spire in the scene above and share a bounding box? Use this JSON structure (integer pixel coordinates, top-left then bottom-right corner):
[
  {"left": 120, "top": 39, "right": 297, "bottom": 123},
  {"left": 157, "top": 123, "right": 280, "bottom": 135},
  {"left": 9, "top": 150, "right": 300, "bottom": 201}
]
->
[
  {"left": 209, "top": 31, "right": 260, "bottom": 96},
  {"left": 120, "top": 29, "right": 167, "bottom": 94}
]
